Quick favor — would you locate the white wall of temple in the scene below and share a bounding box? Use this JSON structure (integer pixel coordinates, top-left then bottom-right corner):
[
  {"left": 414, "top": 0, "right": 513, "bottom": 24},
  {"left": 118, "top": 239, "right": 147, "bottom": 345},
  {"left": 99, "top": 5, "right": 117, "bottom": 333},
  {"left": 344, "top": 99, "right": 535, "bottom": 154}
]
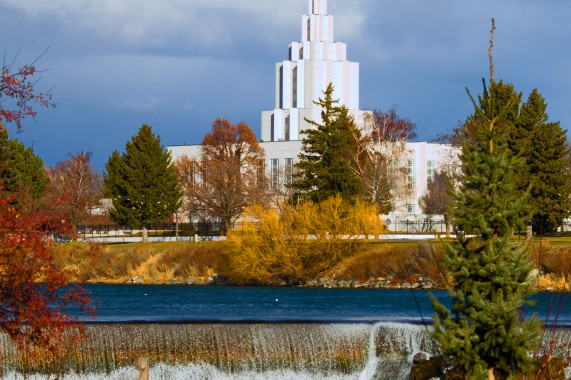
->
[
  {"left": 261, "top": 107, "right": 370, "bottom": 143},
  {"left": 167, "top": 141, "right": 460, "bottom": 222},
  {"left": 274, "top": 59, "right": 359, "bottom": 110},
  {"left": 385, "top": 142, "right": 459, "bottom": 220},
  {"left": 168, "top": 144, "right": 201, "bottom": 164}
]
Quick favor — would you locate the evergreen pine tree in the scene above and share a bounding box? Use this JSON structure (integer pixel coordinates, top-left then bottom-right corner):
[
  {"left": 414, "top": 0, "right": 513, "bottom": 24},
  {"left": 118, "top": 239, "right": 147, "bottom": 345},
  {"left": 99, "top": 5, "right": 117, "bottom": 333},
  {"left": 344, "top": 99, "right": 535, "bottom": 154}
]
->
[
  {"left": 0, "top": 125, "right": 49, "bottom": 206},
  {"left": 432, "top": 80, "right": 541, "bottom": 379},
  {"left": 289, "top": 83, "right": 362, "bottom": 204},
  {"left": 460, "top": 82, "right": 570, "bottom": 235},
  {"left": 517, "top": 90, "right": 571, "bottom": 234},
  {"left": 104, "top": 125, "right": 182, "bottom": 242}
]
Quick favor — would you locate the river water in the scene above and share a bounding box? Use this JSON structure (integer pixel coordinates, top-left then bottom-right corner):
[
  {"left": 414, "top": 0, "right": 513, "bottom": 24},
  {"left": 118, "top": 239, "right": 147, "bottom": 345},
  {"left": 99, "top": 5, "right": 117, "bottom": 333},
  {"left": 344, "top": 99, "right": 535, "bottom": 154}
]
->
[
  {"left": 81, "top": 284, "right": 571, "bottom": 325},
  {"left": 3, "top": 285, "right": 571, "bottom": 379},
  {"left": 83, "top": 285, "right": 447, "bottom": 324}
]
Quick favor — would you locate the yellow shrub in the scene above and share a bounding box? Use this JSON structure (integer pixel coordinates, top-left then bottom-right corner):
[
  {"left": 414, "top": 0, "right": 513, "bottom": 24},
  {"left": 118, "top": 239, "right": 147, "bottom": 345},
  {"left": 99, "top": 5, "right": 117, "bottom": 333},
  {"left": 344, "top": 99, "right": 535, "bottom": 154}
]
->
[{"left": 226, "top": 196, "right": 385, "bottom": 284}]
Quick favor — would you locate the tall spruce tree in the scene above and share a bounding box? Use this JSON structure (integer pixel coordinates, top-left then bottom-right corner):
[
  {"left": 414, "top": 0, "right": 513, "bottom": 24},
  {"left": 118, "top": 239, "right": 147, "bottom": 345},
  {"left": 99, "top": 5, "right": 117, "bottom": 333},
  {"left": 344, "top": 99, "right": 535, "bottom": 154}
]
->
[
  {"left": 288, "top": 83, "right": 362, "bottom": 204},
  {"left": 517, "top": 90, "right": 571, "bottom": 234},
  {"left": 104, "top": 125, "right": 182, "bottom": 242},
  {"left": 432, "top": 80, "right": 541, "bottom": 379}
]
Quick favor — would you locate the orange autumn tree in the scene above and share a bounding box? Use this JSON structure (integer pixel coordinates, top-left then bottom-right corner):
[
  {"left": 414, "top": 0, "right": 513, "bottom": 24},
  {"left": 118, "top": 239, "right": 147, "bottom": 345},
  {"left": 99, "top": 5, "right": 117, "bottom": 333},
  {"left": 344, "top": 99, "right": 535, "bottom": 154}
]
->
[{"left": 176, "top": 119, "right": 269, "bottom": 233}]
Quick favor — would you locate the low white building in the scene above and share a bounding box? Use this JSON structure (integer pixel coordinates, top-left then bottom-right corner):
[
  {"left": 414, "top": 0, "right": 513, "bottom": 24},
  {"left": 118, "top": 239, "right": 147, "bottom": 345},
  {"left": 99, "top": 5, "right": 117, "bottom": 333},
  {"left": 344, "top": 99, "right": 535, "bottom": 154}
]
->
[{"left": 168, "top": 0, "right": 459, "bottom": 226}]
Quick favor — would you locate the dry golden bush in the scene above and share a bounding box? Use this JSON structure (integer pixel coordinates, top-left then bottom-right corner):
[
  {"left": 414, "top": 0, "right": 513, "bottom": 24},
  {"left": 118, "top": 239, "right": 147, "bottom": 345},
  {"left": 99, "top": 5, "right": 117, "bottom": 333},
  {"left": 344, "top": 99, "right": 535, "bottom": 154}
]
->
[
  {"left": 226, "top": 196, "right": 385, "bottom": 285},
  {"left": 226, "top": 205, "right": 298, "bottom": 284}
]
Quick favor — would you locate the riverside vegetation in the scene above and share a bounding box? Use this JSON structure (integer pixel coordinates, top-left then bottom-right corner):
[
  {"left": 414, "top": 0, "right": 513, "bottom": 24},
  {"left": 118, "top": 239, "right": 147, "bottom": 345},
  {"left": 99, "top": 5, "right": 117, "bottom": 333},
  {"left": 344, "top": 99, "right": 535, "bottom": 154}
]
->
[{"left": 50, "top": 238, "right": 571, "bottom": 291}]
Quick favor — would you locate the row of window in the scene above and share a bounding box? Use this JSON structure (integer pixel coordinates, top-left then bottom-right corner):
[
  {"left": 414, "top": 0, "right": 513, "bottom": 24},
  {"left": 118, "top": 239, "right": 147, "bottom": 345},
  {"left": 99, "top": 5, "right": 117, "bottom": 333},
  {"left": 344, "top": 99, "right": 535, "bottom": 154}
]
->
[
  {"left": 407, "top": 160, "right": 436, "bottom": 188},
  {"left": 270, "top": 159, "right": 437, "bottom": 188},
  {"left": 268, "top": 158, "right": 431, "bottom": 215}
]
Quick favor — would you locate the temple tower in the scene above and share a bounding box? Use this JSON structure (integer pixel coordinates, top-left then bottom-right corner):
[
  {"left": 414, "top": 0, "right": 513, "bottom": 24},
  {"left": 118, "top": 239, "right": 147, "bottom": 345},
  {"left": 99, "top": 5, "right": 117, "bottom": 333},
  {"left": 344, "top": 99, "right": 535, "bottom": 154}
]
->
[{"left": 261, "top": 0, "right": 370, "bottom": 142}]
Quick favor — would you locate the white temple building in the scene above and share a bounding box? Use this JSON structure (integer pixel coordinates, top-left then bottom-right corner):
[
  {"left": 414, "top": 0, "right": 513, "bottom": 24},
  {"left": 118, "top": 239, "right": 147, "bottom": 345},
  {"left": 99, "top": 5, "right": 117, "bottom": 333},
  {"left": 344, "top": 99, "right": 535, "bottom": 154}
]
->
[
  {"left": 261, "top": 0, "right": 369, "bottom": 142},
  {"left": 168, "top": 0, "right": 458, "bottom": 227}
]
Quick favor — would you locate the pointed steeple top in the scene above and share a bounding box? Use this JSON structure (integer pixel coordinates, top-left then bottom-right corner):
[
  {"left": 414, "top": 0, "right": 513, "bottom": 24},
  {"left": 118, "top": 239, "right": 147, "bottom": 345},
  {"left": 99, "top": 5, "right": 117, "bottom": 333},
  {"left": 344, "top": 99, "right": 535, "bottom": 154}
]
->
[
  {"left": 303, "top": 0, "right": 333, "bottom": 42},
  {"left": 310, "top": 0, "right": 327, "bottom": 15}
]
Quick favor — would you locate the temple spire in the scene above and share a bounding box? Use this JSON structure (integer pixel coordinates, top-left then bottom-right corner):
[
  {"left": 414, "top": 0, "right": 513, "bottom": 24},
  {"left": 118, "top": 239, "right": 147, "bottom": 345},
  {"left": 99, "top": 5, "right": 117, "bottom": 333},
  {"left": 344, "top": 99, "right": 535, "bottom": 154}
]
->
[
  {"left": 262, "top": 0, "right": 368, "bottom": 142},
  {"left": 303, "top": 0, "right": 333, "bottom": 42},
  {"left": 310, "top": 0, "right": 327, "bottom": 15}
]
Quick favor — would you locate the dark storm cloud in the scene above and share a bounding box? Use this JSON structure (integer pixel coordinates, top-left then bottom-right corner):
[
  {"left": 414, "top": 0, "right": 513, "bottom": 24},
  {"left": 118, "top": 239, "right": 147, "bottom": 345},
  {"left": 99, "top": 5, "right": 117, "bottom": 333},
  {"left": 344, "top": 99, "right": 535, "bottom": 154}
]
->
[{"left": 0, "top": 0, "right": 568, "bottom": 171}]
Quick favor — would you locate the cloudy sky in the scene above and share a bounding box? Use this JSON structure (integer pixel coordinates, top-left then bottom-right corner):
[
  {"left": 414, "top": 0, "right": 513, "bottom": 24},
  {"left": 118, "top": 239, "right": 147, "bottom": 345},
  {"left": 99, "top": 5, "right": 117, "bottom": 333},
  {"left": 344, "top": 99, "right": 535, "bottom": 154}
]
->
[{"left": 1, "top": 0, "right": 569, "bottom": 172}]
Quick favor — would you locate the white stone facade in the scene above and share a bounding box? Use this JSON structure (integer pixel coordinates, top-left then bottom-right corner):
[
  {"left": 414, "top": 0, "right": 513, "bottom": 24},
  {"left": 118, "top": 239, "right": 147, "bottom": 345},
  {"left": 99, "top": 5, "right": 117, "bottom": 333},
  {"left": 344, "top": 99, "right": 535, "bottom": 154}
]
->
[{"left": 261, "top": 0, "right": 370, "bottom": 142}]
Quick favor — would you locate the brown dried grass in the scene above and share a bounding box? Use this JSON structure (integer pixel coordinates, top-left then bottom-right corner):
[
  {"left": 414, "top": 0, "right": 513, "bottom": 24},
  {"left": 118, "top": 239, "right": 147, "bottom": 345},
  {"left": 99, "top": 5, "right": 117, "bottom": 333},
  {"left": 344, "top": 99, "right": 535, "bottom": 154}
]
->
[
  {"left": 50, "top": 242, "right": 226, "bottom": 284},
  {"left": 333, "top": 242, "right": 449, "bottom": 285}
]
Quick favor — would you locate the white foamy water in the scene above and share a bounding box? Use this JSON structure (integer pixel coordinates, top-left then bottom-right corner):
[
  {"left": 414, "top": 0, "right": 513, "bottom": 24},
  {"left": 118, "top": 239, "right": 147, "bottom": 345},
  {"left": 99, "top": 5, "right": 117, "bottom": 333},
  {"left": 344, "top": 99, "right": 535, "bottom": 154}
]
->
[{"left": 0, "top": 323, "right": 439, "bottom": 380}]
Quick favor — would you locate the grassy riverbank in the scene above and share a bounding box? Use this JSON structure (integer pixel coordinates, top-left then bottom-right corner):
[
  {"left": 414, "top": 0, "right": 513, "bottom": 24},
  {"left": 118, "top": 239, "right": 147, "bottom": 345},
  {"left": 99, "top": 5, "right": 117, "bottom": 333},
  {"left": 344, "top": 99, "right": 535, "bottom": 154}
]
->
[{"left": 50, "top": 238, "right": 571, "bottom": 290}]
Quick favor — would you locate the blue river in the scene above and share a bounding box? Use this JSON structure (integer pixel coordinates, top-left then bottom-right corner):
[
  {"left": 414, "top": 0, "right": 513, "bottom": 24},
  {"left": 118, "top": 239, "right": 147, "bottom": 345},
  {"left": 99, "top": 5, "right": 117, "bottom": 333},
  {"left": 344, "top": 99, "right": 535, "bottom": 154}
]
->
[{"left": 79, "top": 285, "right": 571, "bottom": 326}]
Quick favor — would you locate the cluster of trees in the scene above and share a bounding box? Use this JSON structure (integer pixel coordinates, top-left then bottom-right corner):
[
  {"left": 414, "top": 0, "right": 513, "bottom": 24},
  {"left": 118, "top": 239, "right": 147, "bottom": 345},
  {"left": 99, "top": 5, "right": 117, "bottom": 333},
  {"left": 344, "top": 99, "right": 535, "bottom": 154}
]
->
[
  {"left": 102, "top": 80, "right": 569, "bottom": 242},
  {"left": 422, "top": 83, "right": 570, "bottom": 235},
  {"left": 168, "top": 85, "right": 416, "bottom": 236},
  {"left": 289, "top": 83, "right": 416, "bottom": 213}
]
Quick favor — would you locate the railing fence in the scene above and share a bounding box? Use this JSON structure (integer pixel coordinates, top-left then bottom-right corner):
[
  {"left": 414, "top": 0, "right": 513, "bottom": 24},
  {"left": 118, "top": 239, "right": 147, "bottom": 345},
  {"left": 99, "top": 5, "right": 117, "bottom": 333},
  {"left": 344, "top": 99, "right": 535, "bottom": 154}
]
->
[{"left": 77, "top": 220, "right": 453, "bottom": 239}]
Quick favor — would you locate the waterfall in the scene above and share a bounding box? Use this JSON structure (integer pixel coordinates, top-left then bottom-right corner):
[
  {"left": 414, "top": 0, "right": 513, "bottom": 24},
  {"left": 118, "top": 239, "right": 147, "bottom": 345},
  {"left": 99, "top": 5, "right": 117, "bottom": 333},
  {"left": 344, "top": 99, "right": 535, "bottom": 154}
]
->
[{"left": 11, "top": 322, "right": 569, "bottom": 380}]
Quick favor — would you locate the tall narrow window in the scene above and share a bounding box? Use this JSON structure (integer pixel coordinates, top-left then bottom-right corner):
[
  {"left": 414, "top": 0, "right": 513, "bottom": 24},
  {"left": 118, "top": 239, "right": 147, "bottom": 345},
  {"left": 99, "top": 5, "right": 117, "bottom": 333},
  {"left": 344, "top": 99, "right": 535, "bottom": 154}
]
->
[
  {"left": 197, "top": 161, "right": 205, "bottom": 185},
  {"left": 407, "top": 159, "right": 414, "bottom": 174},
  {"left": 284, "top": 158, "right": 293, "bottom": 184},
  {"left": 407, "top": 159, "right": 415, "bottom": 189},
  {"left": 271, "top": 159, "right": 280, "bottom": 188},
  {"left": 427, "top": 160, "right": 435, "bottom": 183},
  {"left": 189, "top": 160, "right": 196, "bottom": 188}
]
